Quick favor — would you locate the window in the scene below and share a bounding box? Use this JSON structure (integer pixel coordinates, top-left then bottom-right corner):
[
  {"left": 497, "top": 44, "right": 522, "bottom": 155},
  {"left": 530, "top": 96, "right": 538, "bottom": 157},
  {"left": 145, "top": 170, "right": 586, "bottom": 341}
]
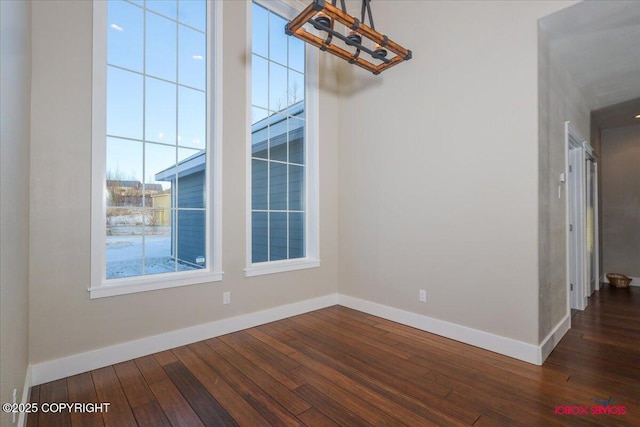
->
[
  {"left": 246, "top": 1, "right": 319, "bottom": 276},
  {"left": 91, "top": 0, "right": 222, "bottom": 298}
]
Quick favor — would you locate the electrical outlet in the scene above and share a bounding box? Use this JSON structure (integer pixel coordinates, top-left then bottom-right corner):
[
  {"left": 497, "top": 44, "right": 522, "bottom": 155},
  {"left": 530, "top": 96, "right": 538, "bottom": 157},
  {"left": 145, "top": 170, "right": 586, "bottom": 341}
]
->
[
  {"left": 223, "top": 291, "right": 231, "bottom": 305},
  {"left": 419, "top": 290, "right": 426, "bottom": 302}
]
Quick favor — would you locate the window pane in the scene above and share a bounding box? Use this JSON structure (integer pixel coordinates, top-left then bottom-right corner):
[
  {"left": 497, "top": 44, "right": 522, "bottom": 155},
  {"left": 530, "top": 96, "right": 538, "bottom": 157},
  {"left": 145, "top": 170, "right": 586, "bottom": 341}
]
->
[
  {"left": 269, "top": 112, "right": 287, "bottom": 162},
  {"left": 289, "top": 165, "right": 304, "bottom": 211},
  {"left": 288, "top": 116, "right": 304, "bottom": 165},
  {"left": 146, "top": 13, "right": 177, "bottom": 81},
  {"left": 252, "top": 107, "right": 269, "bottom": 126},
  {"left": 269, "top": 212, "right": 287, "bottom": 261},
  {"left": 108, "top": 0, "right": 143, "bottom": 72},
  {"left": 179, "top": 0, "right": 206, "bottom": 32},
  {"left": 269, "top": 62, "right": 287, "bottom": 112},
  {"left": 252, "top": 55, "right": 269, "bottom": 110},
  {"left": 252, "top": 212, "right": 268, "bottom": 263},
  {"left": 252, "top": 118, "right": 268, "bottom": 159},
  {"left": 107, "top": 67, "right": 143, "bottom": 139},
  {"left": 289, "top": 36, "right": 304, "bottom": 73},
  {"left": 289, "top": 212, "right": 305, "bottom": 259},
  {"left": 176, "top": 148, "right": 205, "bottom": 209},
  {"left": 269, "top": 12, "right": 288, "bottom": 66},
  {"left": 145, "top": 142, "right": 175, "bottom": 202},
  {"left": 252, "top": 159, "right": 268, "bottom": 210},
  {"left": 175, "top": 209, "right": 206, "bottom": 268},
  {"left": 106, "top": 137, "right": 143, "bottom": 207},
  {"left": 146, "top": 0, "right": 177, "bottom": 19},
  {"left": 178, "top": 86, "right": 206, "bottom": 149},
  {"left": 252, "top": 3, "right": 268, "bottom": 58},
  {"left": 178, "top": 25, "right": 206, "bottom": 90},
  {"left": 106, "top": 207, "right": 143, "bottom": 279},
  {"left": 143, "top": 221, "right": 175, "bottom": 275},
  {"left": 288, "top": 69, "right": 304, "bottom": 107},
  {"left": 269, "top": 162, "right": 287, "bottom": 211},
  {"left": 146, "top": 77, "right": 177, "bottom": 144}
]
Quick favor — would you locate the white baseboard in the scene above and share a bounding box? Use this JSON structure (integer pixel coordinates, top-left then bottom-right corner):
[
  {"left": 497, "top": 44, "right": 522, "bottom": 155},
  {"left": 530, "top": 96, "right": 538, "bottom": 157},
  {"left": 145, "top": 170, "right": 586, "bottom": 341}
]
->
[
  {"left": 30, "top": 294, "right": 338, "bottom": 386},
  {"left": 539, "top": 313, "right": 570, "bottom": 364},
  {"left": 30, "top": 292, "right": 565, "bottom": 386},
  {"left": 337, "top": 295, "right": 543, "bottom": 365},
  {"left": 602, "top": 273, "right": 640, "bottom": 287}
]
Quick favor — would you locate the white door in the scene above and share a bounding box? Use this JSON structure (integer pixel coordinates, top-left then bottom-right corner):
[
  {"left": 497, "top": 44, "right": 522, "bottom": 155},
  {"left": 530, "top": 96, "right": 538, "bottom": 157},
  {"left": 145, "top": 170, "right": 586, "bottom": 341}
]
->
[
  {"left": 566, "top": 122, "right": 593, "bottom": 311},
  {"left": 567, "top": 145, "right": 585, "bottom": 310}
]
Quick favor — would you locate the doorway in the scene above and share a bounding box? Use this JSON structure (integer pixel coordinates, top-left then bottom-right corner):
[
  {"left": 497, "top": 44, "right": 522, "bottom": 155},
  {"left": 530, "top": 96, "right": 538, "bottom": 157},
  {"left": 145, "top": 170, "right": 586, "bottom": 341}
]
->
[{"left": 566, "top": 122, "right": 599, "bottom": 311}]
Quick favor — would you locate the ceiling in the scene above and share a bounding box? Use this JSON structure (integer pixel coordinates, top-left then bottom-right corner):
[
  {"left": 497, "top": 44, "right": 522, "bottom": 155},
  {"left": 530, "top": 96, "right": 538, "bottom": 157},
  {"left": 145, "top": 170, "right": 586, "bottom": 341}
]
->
[{"left": 539, "top": 0, "right": 640, "bottom": 128}]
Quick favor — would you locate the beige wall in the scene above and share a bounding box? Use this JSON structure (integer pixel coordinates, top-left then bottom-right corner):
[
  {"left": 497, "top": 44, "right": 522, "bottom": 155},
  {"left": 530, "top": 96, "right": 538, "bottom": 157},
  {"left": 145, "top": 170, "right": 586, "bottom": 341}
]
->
[
  {"left": 29, "top": 0, "right": 339, "bottom": 364},
  {"left": 0, "top": 0, "right": 31, "bottom": 423},
  {"left": 337, "top": 0, "right": 575, "bottom": 345},
  {"left": 601, "top": 125, "right": 640, "bottom": 278},
  {"left": 538, "top": 18, "right": 590, "bottom": 340}
]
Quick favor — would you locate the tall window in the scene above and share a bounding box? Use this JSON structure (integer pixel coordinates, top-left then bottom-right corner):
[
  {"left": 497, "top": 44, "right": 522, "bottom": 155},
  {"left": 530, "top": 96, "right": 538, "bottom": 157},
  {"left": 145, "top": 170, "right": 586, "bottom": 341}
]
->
[
  {"left": 91, "top": 0, "right": 221, "bottom": 297},
  {"left": 248, "top": 1, "right": 319, "bottom": 275}
]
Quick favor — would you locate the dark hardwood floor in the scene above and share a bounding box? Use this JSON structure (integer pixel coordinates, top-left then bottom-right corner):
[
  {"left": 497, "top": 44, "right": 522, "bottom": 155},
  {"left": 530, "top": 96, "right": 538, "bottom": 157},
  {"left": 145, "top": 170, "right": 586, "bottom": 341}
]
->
[{"left": 28, "top": 286, "right": 640, "bottom": 426}]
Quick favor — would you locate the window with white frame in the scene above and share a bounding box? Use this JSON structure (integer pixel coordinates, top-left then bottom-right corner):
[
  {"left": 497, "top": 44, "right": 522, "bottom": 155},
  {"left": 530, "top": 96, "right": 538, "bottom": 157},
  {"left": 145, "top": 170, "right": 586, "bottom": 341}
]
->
[
  {"left": 91, "top": 0, "right": 222, "bottom": 298},
  {"left": 247, "top": 1, "right": 319, "bottom": 276}
]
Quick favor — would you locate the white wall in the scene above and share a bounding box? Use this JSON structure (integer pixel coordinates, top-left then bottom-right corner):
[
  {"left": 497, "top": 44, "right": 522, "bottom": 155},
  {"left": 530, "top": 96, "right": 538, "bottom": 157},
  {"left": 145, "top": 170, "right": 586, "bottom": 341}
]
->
[
  {"left": 29, "top": 1, "right": 339, "bottom": 365},
  {"left": 538, "top": 16, "right": 590, "bottom": 340},
  {"left": 337, "top": 0, "right": 575, "bottom": 345},
  {"left": 0, "top": 0, "right": 32, "bottom": 424}
]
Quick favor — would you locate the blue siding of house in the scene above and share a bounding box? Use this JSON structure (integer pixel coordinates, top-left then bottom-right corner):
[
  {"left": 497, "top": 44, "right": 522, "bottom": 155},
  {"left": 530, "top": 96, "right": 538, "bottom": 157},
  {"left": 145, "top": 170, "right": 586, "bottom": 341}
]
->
[{"left": 173, "top": 171, "right": 205, "bottom": 267}]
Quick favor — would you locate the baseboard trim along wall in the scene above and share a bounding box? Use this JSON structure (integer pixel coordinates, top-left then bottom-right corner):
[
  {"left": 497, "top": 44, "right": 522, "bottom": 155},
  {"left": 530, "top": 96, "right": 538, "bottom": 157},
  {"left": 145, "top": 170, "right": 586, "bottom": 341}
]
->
[
  {"left": 30, "top": 294, "right": 339, "bottom": 386},
  {"left": 337, "top": 295, "right": 544, "bottom": 365},
  {"left": 29, "top": 293, "right": 561, "bottom": 386},
  {"left": 539, "top": 313, "right": 571, "bottom": 364}
]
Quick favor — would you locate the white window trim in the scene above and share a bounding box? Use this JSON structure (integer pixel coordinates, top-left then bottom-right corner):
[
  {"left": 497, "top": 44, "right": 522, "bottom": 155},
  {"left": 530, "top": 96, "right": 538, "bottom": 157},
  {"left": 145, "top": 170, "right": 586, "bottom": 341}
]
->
[
  {"left": 245, "top": 0, "right": 320, "bottom": 277},
  {"left": 90, "top": 0, "right": 223, "bottom": 299}
]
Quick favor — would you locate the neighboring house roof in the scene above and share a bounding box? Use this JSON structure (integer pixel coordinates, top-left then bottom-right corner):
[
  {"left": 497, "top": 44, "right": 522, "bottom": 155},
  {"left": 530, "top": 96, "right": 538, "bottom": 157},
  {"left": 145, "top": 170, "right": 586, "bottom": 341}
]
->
[
  {"left": 155, "top": 150, "right": 206, "bottom": 182},
  {"left": 251, "top": 101, "right": 304, "bottom": 156},
  {"left": 156, "top": 101, "right": 305, "bottom": 181}
]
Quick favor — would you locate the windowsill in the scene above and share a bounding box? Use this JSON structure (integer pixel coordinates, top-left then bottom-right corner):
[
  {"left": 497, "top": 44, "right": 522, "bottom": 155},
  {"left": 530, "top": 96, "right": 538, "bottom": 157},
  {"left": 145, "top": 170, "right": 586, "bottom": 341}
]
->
[
  {"left": 244, "top": 258, "right": 320, "bottom": 277},
  {"left": 88, "top": 270, "right": 223, "bottom": 299}
]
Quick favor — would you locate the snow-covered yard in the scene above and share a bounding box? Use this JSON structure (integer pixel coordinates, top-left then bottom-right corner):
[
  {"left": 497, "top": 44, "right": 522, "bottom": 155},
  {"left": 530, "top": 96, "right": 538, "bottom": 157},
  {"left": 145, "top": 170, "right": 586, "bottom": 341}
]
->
[{"left": 106, "top": 228, "right": 198, "bottom": 279}]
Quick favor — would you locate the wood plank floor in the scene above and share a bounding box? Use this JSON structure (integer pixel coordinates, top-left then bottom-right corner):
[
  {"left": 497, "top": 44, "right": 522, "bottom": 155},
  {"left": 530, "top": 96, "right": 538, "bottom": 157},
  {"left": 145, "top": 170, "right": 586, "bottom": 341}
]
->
[{"left": 28, "top": 286, "right": 640, "bottom": 426}]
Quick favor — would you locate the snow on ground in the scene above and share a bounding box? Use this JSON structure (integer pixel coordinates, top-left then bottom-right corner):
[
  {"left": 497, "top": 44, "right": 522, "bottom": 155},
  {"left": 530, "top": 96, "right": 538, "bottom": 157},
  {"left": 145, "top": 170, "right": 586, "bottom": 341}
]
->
[{"left": 106, "top": 227, "right": 198, "bottom": 279}]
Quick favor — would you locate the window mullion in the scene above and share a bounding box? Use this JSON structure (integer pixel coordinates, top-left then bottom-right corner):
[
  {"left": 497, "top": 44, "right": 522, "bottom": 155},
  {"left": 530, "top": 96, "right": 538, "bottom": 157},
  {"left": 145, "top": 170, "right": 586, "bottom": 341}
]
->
[{"left": 141, "top": 6, "right": 147, "bottom": 275}]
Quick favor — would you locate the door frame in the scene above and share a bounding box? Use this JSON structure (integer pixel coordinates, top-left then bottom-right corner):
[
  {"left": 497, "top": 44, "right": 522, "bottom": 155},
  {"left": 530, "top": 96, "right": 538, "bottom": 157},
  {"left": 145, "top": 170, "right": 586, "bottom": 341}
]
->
[
  {"left": 565, "top": 122, "right": 597, "bottom": 312},
  {"left": 585, "top": 150, "right": 600, "bottom": 295}
]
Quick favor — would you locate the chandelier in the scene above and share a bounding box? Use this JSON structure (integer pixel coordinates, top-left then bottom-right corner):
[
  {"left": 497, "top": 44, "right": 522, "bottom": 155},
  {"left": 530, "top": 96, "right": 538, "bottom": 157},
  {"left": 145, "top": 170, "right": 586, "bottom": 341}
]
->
[{"left": 285, "top": 0, "right": 412, "bottom": 75}]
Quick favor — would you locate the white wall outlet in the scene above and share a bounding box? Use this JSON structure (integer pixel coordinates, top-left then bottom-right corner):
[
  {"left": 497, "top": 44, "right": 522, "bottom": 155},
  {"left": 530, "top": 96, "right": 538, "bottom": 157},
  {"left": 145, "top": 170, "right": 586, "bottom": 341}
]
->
[
  {"left": 223, "top": 291, "right": 231, "bottom": 305},
  {"left": 419, "top": 290, "right": 426, "bottom": 302}
]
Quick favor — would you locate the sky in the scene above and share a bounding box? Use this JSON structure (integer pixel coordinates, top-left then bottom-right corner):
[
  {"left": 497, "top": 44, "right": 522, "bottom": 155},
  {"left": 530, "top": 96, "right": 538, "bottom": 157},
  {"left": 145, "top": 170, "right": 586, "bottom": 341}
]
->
[{"left": 106, "top": 0, "right": 207, "bottom": 190}]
